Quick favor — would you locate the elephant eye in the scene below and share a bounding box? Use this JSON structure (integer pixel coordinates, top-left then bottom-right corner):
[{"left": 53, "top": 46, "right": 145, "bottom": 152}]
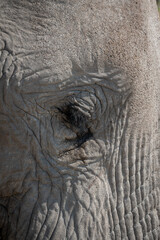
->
[
  {"left": 57, "top": 102, "right": 93, "bottom": 146},
  {"left": 60, "top": 103, "right": 86, "bottom": 127}
]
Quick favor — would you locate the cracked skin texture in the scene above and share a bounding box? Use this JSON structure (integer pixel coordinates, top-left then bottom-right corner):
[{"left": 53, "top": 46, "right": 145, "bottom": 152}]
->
[{"left": 0, "top": 0, "right": 160, "bottom": 239}]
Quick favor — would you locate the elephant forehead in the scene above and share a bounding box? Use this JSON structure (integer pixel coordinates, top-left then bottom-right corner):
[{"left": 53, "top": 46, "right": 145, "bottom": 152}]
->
[{"left": 0, "top": 0, "right": 151, "bottom": 71}]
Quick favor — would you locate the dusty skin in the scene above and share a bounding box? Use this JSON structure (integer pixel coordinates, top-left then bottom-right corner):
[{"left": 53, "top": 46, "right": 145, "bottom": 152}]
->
[{"left": 0, "top": 0, "right": 160, "bottom": 239}]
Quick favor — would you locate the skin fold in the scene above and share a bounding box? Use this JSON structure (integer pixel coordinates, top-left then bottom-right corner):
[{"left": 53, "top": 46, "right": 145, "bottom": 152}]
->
[{"left": 0, "top": 0, "right": 160, "bottom": 239}]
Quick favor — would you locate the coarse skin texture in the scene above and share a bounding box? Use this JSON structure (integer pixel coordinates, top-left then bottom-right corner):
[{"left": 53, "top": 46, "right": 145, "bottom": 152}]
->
[{"left": 0, "top": 0, "right": 160, "bottom": 239}]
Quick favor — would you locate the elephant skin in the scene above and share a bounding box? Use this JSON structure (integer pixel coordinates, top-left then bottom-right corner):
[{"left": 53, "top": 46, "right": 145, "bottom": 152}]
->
[{"left": 0, "top": 0, "right": 160, "bottom": 239}]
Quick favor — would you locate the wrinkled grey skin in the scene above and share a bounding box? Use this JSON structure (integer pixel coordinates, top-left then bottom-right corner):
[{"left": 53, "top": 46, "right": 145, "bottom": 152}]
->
[{"left": 0, "top": 0, "right": 160, "bottom": 239}]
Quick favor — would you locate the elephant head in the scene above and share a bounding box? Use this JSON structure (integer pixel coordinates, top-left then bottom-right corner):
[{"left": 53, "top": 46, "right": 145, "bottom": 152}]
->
[{"left": 0, "top": 0, "right": 160, "bottom": 239}]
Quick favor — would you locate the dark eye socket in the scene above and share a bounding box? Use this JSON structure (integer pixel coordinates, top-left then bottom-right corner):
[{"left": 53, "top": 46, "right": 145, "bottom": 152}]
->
[
  {"left": 56, "top": 103, "right": 93, "bottom": 146},
  {"left": 65, "top": 105, "right": 87, "bottom": 128},
  {"left": 57, "top": 103, "right": 87, "bottom": 129}
]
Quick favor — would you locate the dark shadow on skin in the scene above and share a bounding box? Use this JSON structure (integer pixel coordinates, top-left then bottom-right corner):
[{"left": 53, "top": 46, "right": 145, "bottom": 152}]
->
[{"left": 76, "top": 129, "right": 93, "bottom": 147}]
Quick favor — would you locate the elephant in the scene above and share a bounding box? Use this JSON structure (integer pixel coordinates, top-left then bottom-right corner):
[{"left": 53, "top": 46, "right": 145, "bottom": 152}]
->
[{"left": 0, "top": 0, "right": 160, "bottom": 239}]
